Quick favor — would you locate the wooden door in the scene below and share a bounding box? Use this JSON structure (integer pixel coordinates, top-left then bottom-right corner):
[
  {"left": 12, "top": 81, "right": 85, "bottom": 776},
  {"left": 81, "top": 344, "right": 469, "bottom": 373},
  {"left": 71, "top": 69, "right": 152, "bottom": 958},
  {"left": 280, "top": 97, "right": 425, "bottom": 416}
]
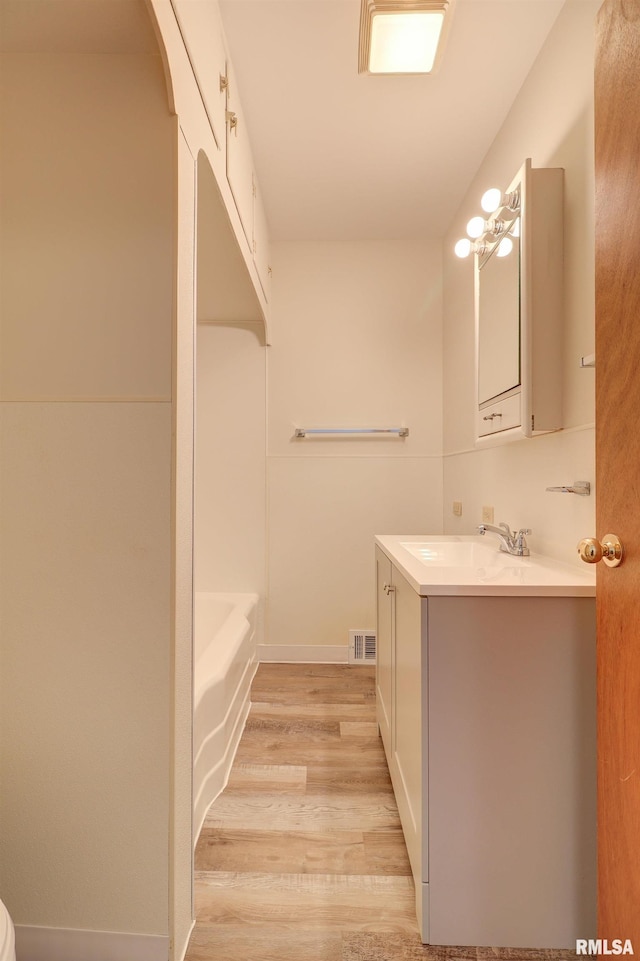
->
[{"left": 595, "top": 0, "right": 640, "bottom": 940}]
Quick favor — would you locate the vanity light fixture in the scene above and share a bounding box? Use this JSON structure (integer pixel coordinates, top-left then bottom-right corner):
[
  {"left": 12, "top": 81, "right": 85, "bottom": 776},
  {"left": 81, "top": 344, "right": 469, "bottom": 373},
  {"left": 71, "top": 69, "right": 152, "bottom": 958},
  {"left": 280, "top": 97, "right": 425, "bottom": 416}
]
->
[
  {"left": 480, "top": 186, "right": 520, "bottom": 214},
  {"left": 466, "top": 216, "right": 508, "bottom": 240},
  {"left": 466, "top": 216, "right": 487, "bottom": 239},
  {"left": 455, "top": 181, "right": 521, "bottom": 258},
  {"left": 480, "top": 188, "right": 502, "bottom": 214},
  {"left": 358, "top": 0, "right": 455, "bottom": 75},
  {"left": 454, "top": 238, "right": 487, "bottom": 259},
  {"left": 495, "top": 236, "right": 513, "bottom": 258}
]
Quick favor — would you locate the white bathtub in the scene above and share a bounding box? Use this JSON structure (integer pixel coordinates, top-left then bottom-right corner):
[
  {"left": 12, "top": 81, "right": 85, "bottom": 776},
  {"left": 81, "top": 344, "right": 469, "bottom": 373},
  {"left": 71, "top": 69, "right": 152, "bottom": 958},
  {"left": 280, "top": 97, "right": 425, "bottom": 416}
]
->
[
  {"left": 0, "top": 900, "right": 15, "bottom": 961},
  {"left": 193, "top": 592, "right": 259, "bottom": 842}
]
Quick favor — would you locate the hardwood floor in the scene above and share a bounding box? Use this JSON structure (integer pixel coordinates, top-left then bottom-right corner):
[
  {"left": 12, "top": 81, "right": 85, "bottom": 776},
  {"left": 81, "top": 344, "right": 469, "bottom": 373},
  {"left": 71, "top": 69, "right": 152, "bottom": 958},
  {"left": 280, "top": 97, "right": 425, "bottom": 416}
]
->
[{"left": 186, "top": 664, "right": 578, "bottom": 961}]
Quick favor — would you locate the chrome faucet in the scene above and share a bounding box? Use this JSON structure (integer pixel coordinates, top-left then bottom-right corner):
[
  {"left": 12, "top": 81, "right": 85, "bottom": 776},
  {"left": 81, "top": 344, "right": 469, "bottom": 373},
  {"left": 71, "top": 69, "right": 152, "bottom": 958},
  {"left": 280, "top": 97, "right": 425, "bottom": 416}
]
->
[{"left": 477, "top": 522, "right": 531, "bottom": 556}]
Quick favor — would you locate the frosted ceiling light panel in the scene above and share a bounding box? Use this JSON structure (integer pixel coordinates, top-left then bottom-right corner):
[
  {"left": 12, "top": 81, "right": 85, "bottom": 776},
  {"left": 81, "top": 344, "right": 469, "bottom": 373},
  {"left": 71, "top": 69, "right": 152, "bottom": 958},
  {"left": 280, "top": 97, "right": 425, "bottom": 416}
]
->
[
  {"left": 359, "top": 0, "right": 454, "bottom": 75},
  {"left": 369, "top": 11, "right": 444, "bottom": 73}
]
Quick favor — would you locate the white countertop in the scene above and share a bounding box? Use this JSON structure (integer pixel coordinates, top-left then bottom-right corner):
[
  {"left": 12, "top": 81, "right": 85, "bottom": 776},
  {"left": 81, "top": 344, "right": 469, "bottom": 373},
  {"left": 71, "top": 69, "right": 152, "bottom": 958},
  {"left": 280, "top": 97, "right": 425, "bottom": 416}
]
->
[{"left": 375, "top": 534, "right": 596, "bottom": 597}]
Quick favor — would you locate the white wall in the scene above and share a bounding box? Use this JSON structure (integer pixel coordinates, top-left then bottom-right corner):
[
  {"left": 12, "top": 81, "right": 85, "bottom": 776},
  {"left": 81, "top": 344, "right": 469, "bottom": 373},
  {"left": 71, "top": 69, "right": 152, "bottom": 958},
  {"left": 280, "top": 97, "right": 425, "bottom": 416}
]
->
[
  {"left": 195, "top": 322, "right": 267, "bottom": 603},
  {"left": 442, "top": 0, "right": 599, "bottom": 565},
  {"left": 0, "top": 44, "right": 180, "bottom": 947},
  {"left": 194, "top": 151, "right": 268, "bottom": 611},
  {"left": 266, "top": 241, "right": 443, "bottom": 656}
]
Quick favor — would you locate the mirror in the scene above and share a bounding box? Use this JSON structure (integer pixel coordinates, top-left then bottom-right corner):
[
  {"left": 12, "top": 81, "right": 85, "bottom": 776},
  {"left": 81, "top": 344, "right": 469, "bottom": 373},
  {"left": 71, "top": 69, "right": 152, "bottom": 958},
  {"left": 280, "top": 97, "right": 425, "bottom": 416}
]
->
[{"left": 477, "top": 216, "right": 521, "bottom": 405}]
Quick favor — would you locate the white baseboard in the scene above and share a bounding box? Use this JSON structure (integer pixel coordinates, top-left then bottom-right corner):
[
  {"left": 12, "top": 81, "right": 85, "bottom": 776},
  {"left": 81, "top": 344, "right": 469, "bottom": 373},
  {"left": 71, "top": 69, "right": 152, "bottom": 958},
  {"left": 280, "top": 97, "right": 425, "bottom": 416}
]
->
[
  {"left": 15, "top": 925, "right": 169, "bottom": 961},
  {"left": 257, "top": 644, "right": 348, "bottom": 663},
  {"left": 175, "top": 919, "right": 196, "bottom": 961}
]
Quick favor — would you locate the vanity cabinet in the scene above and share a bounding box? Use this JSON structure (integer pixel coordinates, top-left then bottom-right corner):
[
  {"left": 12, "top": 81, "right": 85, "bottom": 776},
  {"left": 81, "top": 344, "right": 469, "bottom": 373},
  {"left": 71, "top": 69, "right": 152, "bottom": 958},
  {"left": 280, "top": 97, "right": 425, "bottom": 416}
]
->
[
  {"left": 375, "top": 549, "right": 425, "bottom": 916},
  {"left": 374, "top": 539, "right": 596, "bottom": 948},
  {"left": 375, "top": 549, "right": 393, "bottom": 753},
  {"left": 474, "top": 159, "right": 563, "bottom": 445}
]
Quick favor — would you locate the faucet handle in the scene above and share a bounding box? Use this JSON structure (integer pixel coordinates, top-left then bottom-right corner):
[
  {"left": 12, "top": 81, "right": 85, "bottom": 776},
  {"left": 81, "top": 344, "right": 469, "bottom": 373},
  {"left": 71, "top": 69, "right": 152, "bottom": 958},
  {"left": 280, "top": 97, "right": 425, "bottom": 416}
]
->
[{"left": 515, "top": 528, "right": 531, "bottom": 556}]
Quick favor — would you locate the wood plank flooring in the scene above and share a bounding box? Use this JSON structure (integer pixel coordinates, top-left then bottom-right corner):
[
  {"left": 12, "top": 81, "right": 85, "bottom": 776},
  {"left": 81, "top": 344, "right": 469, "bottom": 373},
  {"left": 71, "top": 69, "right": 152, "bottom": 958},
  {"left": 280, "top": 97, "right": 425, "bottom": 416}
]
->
[{"left": 186, "top": 663, "right": 578, "bottom": 961}]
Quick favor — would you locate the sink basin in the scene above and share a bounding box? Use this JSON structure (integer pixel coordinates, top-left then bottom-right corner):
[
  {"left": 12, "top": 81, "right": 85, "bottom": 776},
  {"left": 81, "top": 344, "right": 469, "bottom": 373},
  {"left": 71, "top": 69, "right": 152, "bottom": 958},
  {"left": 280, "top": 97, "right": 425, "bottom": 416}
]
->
[
  {"left": 400, "top": 540, "right": 502, "bottom": 567},
  {"left": 375, "top": 534, "right": 596, "bottom": 597}
]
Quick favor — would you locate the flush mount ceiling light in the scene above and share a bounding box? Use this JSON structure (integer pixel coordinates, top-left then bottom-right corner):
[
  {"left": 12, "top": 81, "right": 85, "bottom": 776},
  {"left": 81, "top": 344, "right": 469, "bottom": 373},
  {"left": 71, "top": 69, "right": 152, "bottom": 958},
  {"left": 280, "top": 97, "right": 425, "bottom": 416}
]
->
[{"left": 358, "top": 0, "right": 455, "bottom": 75}]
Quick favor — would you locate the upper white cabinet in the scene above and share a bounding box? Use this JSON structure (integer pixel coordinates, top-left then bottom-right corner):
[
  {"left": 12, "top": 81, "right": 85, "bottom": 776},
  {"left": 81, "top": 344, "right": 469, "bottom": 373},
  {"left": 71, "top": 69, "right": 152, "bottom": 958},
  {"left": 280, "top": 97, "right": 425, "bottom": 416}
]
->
[
  {"left": 170, "top": 0, "right": 227, "bottom": 149},
  {"left": 224, "top": 61, "right": 272, "bottom": 302},
  {"left": 224, "top": 59, "right": 255, "bottom": 249},
  {"left": 474, "top": 159, "right": 563, "bottom": 445},
  {"left": 168, "top": 0, "right": 272, "bottom": 308},
  {"left": 252, "top": 172, "right": 271, "bottom": 302}
]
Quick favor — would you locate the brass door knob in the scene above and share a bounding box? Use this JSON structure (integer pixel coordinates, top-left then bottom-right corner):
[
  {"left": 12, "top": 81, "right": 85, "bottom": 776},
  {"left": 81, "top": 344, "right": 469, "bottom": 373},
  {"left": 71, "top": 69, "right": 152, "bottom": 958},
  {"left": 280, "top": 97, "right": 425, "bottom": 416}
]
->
[{"left": 577, "top": 534, "right": 623, "bottom": 568}]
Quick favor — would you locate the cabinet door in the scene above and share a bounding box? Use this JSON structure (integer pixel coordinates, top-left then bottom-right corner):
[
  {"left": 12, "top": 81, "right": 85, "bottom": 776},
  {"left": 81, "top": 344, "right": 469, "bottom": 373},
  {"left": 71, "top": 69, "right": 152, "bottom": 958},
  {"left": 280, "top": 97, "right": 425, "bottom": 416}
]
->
[
  {"left": 225, "top": 61, "right": 254, "bottom": 248},
  {"left": 252, "top": 173, "right": 271, "bottom": 303},
  {"left": 171, "top": 0, "right": 227, "bottom": 149},
  {"left": 392, "top": 566, "right": 424, "bottom": 884},
  {"left": 375, "top": 547, "right": 393, "bottom": 758},
  {"left": 477, "top": 393, "right": 521, "bottom": 438}
]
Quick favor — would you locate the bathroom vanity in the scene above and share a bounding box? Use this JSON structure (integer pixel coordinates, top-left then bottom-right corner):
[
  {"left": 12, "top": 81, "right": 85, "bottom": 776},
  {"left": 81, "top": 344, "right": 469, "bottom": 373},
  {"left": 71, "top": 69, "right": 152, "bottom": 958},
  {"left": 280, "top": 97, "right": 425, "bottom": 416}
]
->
[{"left": 374, "top": 534, "right": 596, "bottom": 948}]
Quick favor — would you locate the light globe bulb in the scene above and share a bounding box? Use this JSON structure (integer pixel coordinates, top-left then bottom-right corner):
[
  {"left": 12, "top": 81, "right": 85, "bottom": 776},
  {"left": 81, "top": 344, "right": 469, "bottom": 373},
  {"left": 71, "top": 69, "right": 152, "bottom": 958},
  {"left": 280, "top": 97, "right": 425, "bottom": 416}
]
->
[
  {"left": 496, "top": 237, "right": 513, "bottom": 258},
  {"left": 466, "top": 216, "right": 486, "bottom": 239},
  {"left": 454, "top": 238, "right": 472, "bottom": 258},
  {"left": 481, "top": 188, "right": 502, "bottom": 213}
]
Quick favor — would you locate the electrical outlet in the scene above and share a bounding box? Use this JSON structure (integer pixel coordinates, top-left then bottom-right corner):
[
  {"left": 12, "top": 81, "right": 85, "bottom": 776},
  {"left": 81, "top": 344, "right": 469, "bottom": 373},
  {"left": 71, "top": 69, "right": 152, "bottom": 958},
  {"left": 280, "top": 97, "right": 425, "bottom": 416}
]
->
[
  {"left": 482, "top": 505, "right": 494, "bottom": 524},
  {"left": 452, "top": 501, "right": 463, "bottom": 517}
]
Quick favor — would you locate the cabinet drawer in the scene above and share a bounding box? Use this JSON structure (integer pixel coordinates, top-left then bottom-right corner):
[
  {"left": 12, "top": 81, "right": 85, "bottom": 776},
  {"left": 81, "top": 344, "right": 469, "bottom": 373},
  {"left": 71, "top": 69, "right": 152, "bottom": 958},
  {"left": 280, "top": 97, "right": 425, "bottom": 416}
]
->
[{"left": 478, "top": 393, "right": 521, "bottom": 437}]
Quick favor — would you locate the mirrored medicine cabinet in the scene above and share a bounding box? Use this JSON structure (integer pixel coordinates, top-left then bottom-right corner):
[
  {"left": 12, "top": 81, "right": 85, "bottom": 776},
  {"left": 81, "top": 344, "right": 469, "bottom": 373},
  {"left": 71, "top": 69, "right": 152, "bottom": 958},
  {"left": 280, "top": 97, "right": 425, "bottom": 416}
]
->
[{"left": 473, "top": 158, "right": 564, "bottom": 446}]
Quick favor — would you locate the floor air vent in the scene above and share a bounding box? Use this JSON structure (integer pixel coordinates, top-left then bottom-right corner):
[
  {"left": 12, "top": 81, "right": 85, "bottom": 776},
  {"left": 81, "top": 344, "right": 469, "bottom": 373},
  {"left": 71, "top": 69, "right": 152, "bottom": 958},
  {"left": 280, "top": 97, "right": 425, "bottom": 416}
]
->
[{"left": 348, "top": 629, "right": 377, "bottom": 665}]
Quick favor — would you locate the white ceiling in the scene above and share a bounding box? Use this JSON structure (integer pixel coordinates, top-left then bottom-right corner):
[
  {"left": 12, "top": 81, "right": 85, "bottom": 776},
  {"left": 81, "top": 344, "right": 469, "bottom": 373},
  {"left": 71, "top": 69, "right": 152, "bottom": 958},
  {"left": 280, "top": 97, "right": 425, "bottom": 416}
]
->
[{"left": 219, "top": 0, "right": 566, "bottom": 241}]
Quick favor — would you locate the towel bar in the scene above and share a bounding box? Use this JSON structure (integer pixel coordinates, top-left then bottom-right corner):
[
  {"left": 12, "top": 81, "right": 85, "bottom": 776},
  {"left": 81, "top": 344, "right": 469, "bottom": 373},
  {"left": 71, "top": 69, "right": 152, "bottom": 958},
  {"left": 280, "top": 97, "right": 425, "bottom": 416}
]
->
[{"left": 294, "top": 427, "right": 409, "bottom": 438}]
